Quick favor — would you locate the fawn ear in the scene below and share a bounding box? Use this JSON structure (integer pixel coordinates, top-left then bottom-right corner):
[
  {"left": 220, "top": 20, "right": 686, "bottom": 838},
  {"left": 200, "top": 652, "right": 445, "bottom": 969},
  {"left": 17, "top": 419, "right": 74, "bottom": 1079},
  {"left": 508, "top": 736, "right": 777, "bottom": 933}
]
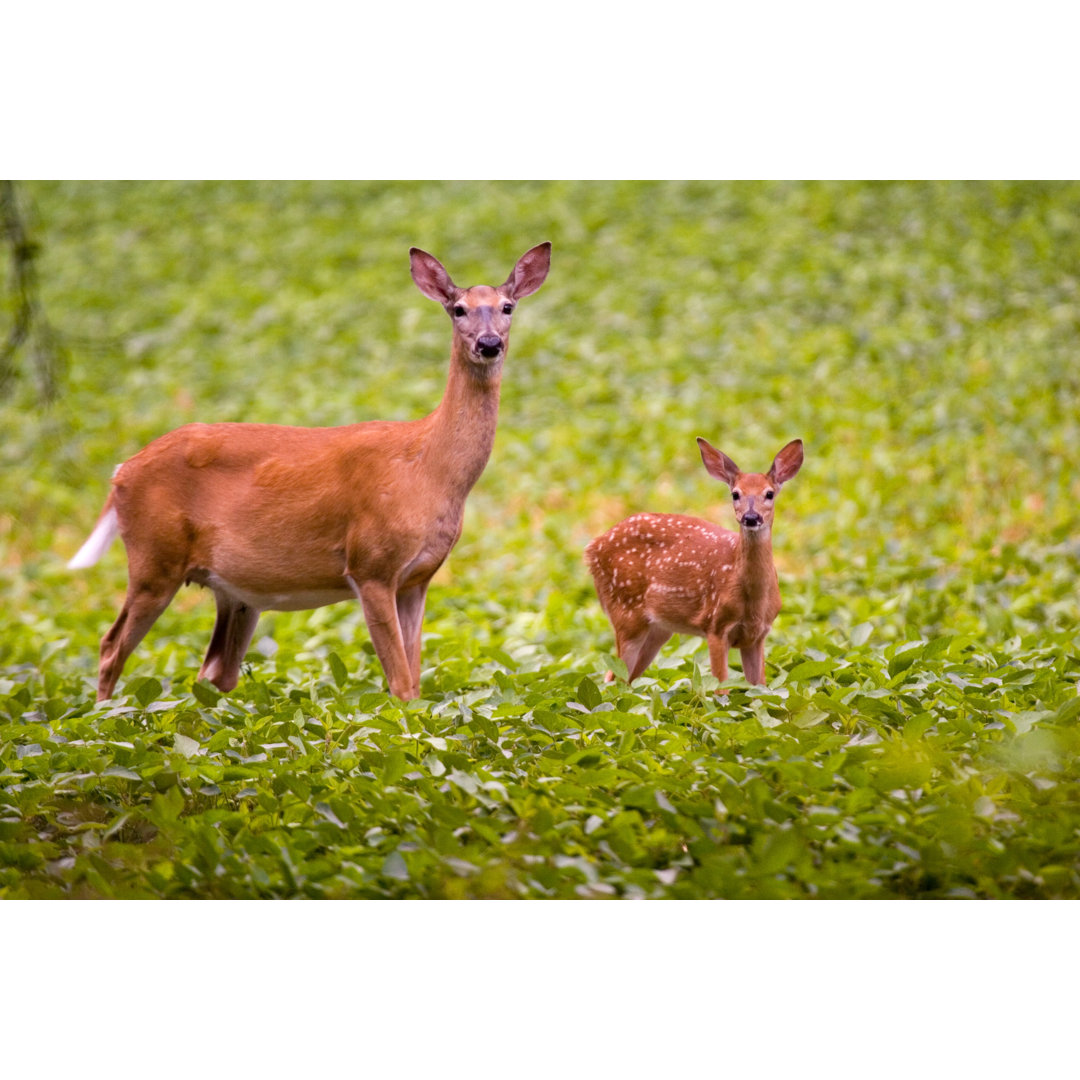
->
[
  {"left": 768, "top": 439, "right": 804, "bottom": 488},
  {"left": 503, "top": 242, "right": 551, "bottom": 299},
  {"left": 410, "top": 248, "right": 457, "bottom": 304},
  {"left": 697, "top": 437, "right": 741, "bottom": 487}
]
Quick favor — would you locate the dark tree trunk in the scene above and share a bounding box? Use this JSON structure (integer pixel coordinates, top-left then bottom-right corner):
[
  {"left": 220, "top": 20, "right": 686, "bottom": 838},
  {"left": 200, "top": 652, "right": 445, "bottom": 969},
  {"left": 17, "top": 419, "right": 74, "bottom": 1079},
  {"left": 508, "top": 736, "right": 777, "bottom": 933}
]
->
[{"left": 1, "top": 180, "right": 64, "bottom": 401}]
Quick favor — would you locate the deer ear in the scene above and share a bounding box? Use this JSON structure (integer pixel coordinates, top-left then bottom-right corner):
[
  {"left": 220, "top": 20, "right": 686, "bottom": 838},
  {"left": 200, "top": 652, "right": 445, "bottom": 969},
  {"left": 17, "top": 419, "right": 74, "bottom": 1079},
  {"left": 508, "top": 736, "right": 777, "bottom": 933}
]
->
[
  {"left": 697, "top": 437, "right": 741, "bottom": 487},
  {"left": 503, "top": 242, "right": 551, "bottom": 299},
  {"left": 410, "top": 248, "right": 457, "bottom": 304},
  {"left": 768, "top": 439, "right": 804, "bottom": 487}
]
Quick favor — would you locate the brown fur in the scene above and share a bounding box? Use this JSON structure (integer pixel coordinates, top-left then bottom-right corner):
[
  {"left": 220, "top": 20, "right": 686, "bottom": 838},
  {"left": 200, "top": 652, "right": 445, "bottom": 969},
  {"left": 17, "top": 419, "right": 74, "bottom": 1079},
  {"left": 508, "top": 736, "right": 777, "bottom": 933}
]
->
[
  {"left": 72, "top": 243, "right": 551, "bottom": 701},
  {"left": 585, "top": 438, "right": 803, "bottom": 689}
]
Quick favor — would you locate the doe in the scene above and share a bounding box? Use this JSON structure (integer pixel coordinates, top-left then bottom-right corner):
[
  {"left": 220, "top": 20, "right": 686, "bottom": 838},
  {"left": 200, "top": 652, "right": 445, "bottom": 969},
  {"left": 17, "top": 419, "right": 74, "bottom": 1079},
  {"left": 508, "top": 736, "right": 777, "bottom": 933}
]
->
[
  {"left": 69, "top": 243, "right": 551, "bottom": 701},
  {"left": 585, "top": 437, "right": 804, "bottom": 689}
]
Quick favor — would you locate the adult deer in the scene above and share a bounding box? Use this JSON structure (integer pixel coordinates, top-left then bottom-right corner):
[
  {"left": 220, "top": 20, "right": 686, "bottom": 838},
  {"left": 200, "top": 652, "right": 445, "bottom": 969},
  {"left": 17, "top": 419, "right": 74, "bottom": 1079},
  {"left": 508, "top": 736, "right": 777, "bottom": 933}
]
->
[
  {"left": 585, "top": 437, "right": 803, "bottom": 689},
  {"left": 69, "top": 242, "right": 551, "bottom": 701}
]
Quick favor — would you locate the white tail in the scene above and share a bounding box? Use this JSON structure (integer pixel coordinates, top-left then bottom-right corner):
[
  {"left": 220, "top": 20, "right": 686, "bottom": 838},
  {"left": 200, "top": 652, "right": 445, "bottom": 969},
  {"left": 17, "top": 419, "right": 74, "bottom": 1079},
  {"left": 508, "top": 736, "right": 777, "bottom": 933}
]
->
[
  {"left": 67, "top": 505, "right": 120, "bottom": 569},
  {"left": 585, "top": 437, "right": 804, "bottom": 689},
  {"left": 70, "top": 242, "right": 551, "bottom": 702}
]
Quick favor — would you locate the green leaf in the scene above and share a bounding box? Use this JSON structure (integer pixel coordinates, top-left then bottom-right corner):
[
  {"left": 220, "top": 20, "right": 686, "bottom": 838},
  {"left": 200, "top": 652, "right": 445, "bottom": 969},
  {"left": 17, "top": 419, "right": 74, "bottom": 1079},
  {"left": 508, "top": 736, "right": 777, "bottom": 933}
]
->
[
  {"left": 622, "top": 785, "right": 658, "bottom": 811},
  {"left": 887, "top": 644, "right": 921, "bottom": 677},
  {"left": 132, "top": 677, "right": 163, "bottom": 707},
  {"left": 480, "top": 646, "right": 518, "bottom": 671},
  {"left": 328, "top": 652, "right": 348, "bottom": 689},
  {"left": 192, "top": 680, "right": 221, "bottom": 707},
  {"left": 173, "top": 733, "right": 199, "bottom": 758},
  {"left": 1054, "top": 695, "right": 1080, "bottom": 724},
  {"left": 902, "top": 713, "right": 935, "bottom": 741},
  {"left": 382, "top": 850, "right": 409, "bottom": 881},
  {"left": 382, "top": 751, "right": 407, "bottom": 785},
  {"left": 921, "top": 636, "right": 954, "bottom": 661},
  {"left": 577, "top": 676, "right": 602, "bottom": 710},
  {"left": 755, "top": 830, "right": 800, "bottom": 874},
  {"left": 102, "top": 765, "right": 141, "bottom": 781},
  {"left": 315, "top": 802, "right": 346, "bottom": 828},
  {"left": 787, "top": 660, "right": 837, "bottom": 682}
]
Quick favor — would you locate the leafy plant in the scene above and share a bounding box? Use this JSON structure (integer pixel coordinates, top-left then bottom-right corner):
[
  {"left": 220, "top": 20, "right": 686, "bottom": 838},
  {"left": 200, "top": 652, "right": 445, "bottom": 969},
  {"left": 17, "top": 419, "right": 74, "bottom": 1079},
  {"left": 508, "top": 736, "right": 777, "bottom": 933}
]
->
[{"left": 2, "top": 181, "right": 1079, "bottom": 897}]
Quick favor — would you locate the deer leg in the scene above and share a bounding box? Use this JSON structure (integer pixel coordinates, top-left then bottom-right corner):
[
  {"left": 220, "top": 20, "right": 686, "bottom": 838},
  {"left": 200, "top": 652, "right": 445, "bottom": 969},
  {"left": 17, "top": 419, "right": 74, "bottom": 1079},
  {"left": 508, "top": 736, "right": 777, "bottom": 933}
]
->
[
  {"left": 396, "top": 582, "right": 429, "bottom": 695},
  {"left": 707, "top": 634, "right": 731, "bottom": 693},
  {"left": 198, "top": 594, "right": 261, "bottom": 693},
  {"left": 620, "top": 623, "right": 673, "bottom": 683},
  {"left": 739, "top": 641, "right": 766, "bottom": 686},
  {"left": 97, "top": 580, "right": 181, "bottom": 701},
  {"left": 349, "top": 576, "right": 415, "bottom": 701}
]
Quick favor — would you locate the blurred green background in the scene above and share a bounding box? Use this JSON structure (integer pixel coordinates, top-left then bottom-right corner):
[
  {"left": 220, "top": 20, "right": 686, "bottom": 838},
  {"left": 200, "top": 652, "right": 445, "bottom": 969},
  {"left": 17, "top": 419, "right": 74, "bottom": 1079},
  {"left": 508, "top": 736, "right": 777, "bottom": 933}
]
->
[{"left": 5, "top": 181, "right": 1079, "bottom": 656}]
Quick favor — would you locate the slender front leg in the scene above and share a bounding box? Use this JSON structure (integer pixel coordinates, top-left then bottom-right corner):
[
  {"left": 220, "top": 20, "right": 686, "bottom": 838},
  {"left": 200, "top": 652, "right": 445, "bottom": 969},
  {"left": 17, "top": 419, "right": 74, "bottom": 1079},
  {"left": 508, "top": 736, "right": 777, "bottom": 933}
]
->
[
  {"left": 347, "top": 575, "right": 415, "bottom": 700},
  {"left": 740, "top": 641, "right": 766, "bottom": 686},
  {"left": 396, "top": 582, "right": 429, "bottom": 693},
  {"left": 620, "top": 623, "right": 673, "bottom": 683},
  {"left": 707, "top": 634, "right": 731, "bottom": 692}
]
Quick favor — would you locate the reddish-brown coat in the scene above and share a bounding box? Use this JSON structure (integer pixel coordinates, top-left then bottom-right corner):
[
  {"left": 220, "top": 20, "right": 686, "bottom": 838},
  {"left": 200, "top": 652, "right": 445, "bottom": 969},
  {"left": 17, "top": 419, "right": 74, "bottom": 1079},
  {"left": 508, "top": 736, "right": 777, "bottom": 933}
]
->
[
  {"left": 71, "top": 243, "right": 551, "bottom": 701},
  {"left": 586, "top": 438, "right": 803, "bottom": 689}
]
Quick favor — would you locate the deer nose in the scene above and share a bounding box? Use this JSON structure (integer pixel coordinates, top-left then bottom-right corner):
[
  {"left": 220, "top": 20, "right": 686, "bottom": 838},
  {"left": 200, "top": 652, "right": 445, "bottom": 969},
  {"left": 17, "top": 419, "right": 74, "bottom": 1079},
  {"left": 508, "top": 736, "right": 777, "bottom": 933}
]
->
[
  {"left": 477, "top": 335, "right": 503, "bottom": 358},
  {"left": 743, "top": 511, "right": 763, "bottom": 528}
]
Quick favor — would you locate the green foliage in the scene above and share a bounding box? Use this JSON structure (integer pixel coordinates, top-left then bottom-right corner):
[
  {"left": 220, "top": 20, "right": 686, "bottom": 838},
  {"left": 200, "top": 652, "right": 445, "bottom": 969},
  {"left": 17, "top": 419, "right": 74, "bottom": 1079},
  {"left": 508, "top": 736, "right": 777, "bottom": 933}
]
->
[{"left": 3, "top": 181, "right": 1080, "bottom": 898}]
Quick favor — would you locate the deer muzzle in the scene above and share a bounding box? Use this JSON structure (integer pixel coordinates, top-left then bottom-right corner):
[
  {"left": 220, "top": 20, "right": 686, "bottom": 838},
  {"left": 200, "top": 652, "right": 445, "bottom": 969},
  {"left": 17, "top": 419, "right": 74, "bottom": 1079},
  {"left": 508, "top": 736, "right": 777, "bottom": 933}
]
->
[{"left": 476, "top": 334, "right": 503, "bottom": 359}]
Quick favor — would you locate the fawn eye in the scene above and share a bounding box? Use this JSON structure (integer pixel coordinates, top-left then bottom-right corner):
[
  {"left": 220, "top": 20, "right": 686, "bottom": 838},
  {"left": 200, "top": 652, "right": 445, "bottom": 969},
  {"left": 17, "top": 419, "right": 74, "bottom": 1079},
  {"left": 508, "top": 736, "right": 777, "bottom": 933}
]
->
[
  {"left": 732, "top": 491, "right": 741, "bottom": 501},
  {"left": 502, "top": 303, "right": 514, "bottom": 315},
  {"left": 765, "top": 491, "right": 775, "bottom": 500},
  {"left": 453, "top": 305, "right": 467, "bottom": 317}
]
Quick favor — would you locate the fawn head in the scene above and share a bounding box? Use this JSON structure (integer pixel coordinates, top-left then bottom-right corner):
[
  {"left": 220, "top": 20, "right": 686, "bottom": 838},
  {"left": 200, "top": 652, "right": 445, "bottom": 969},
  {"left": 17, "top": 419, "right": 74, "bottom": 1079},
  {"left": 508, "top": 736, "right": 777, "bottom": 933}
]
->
[
  {"left": 696, "top": 437, "right": 804, "bottom": 535},
  {"left": 410, "top": 243, "right": 551, "bottom": 371}
]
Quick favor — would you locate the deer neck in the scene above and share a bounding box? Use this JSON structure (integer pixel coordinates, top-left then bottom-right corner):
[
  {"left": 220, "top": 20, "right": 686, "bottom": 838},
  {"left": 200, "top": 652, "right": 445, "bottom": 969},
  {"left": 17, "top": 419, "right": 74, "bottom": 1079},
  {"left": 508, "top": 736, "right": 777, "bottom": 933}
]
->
[
  {"left": 735, "top": 530, "right": 777, "bottom": 602},
  {"left": 424, "top": 341, "right": 503, "bottom": 499}
]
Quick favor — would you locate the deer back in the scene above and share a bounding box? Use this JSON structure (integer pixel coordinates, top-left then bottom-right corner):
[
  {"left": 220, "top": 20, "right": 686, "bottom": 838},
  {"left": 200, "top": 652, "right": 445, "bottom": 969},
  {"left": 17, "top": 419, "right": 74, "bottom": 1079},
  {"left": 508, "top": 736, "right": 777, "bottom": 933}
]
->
[{"left": 587, "top": 512, "right": 748, "bottom": 631}]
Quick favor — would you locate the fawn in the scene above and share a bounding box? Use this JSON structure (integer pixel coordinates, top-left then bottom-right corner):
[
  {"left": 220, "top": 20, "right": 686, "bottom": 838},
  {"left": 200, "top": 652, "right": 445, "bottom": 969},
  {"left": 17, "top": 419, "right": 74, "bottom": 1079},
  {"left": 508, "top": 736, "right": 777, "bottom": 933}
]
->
[
  {"left": 585, "top": 437, "right": 804, "bottom": 689},
  {"left": 68, "top": 243, "right": 551, "bottom": 701}
]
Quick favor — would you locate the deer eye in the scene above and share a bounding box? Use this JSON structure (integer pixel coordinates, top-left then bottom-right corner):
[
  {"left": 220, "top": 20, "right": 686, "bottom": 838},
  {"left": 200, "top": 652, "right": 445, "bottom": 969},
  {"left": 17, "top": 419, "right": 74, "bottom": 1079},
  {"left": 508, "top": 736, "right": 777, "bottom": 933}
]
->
[
  {"left": 732, "top": 491, "right": 741, "bottom": 501},
  {"left": 502, "top": 303, "right": 514, "bottom": 315},
  {"left": 764, "top": 491, "right": 775, "bottom": 500},
  {"left": 453, "top": 305, "right": 467, "bottom": 317}
]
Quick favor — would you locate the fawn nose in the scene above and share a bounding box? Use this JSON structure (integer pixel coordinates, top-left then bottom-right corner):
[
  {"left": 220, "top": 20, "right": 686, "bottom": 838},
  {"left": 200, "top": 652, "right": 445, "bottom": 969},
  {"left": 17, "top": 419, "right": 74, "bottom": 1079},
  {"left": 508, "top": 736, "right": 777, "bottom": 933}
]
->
[
  {"left": 743, "top": 511, "right": 763, "bottom": 529},
  {"left": 477, "top": 334, "right": 503, "bottom": 358}
]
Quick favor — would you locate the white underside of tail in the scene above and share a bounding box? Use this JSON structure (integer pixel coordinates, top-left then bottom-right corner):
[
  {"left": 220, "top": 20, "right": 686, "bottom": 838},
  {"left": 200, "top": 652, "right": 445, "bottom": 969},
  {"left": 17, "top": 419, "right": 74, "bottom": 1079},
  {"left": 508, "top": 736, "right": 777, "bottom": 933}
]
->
[{"left": 68, "top": 506, "right": 120, "bottom": 569}]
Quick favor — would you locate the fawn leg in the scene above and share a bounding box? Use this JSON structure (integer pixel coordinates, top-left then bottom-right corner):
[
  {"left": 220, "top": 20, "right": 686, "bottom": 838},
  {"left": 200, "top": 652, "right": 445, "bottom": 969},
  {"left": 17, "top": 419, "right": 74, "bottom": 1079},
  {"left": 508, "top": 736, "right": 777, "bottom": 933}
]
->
[
  {"left": 619, "top": 624, "right": 673, "bottom": 683},
  {"left": 707, "top": 634, "right": 731, "bottom": 693},
  {"left": 740, "top": 641, "right": 766, "bottom": 686}
]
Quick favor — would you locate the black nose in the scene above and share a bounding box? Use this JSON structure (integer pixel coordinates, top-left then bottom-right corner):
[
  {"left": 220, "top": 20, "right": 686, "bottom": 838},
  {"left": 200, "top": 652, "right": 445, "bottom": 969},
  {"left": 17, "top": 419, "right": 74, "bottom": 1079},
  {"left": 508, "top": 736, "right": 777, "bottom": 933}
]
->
[
  {"left": 477, "top": 335, "right": 502, "bottom": 358},
  {"left": 743, "top": 512, "right": 762, "bottom": 528}
]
